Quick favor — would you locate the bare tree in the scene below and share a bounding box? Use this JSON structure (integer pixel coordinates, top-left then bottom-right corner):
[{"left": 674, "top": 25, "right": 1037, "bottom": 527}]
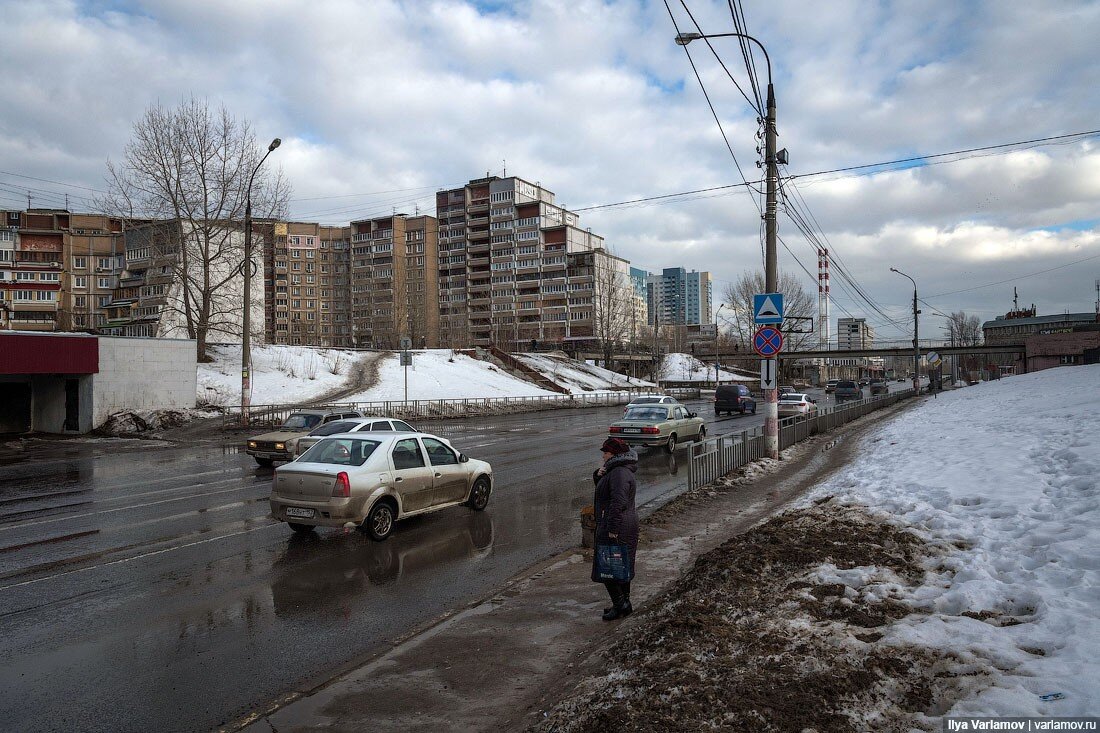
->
[
  {"left": 592, "top": 251, "right": 633, "bottom": 366},
  {"left": 99, "top": 98, "right": 290, "bottom": 361},
  {"left": 945, "top": 311, "right": 982, "bottom": 345},
  {"left": 721, "top": 270, "right": 817, "bottom": 351}
]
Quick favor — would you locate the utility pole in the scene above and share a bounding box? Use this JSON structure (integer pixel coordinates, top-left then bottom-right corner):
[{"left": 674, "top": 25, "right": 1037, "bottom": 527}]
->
[
  {"left": 714, "top": 303, "right": 725, "bottom": 386},
  {"left": 890, "top": 268, "right": 920, "bottom": 395},
  {"left": 762, "top": 80, "right": 780, "bottom": 459}
]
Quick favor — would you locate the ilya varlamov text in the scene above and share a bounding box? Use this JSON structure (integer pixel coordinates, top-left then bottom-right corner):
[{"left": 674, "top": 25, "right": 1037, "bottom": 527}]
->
[{"left": 946, "top": 720, "right": 1098, "bottom": 731}]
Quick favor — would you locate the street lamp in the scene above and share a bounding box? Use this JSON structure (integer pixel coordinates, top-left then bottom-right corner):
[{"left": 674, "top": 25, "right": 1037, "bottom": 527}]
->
[
  {"left": 889, "top": 267, "right": 920, "bottom": 395},
  {"left": 676, "top": 29, "right": 780, "bottom": 458},
  {"left": 241, "top": 137, "right": 281, "bottom": 426},
  {"left": 714, "top": 303, "right": 726, "bottom": 386}
]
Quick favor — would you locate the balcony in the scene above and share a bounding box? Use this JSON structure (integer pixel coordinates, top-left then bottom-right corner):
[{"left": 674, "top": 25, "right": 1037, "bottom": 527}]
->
[
  {"left": 468, "top": 241, "right": 490, "bottom": 254},
  {"left": 467, "top": 216, "right": 489, "bottom": 227},
  {"left": 467, "top": 199, "right": 490, "bottom": 213},
  {"left": 468, "top": 296, "right": 490, "bottom": 306},
  {"left": 468, "top": 228, "right": 490, "bottom": 241},
  {"left": 468, "top": 256, "right": 489, "bottom": 267}
]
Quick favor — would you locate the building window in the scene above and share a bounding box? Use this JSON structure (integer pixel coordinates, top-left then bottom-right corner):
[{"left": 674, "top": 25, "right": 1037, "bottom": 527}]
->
[
  {"left": 40, "top": 272, "right": 60, "bottom": 282},
  {"left": 97, "top": 257, "right": 112, "bottom": 269},
  {"left": 14, "top": 291, "right": 33, "bottom": 301},
  {"left": 97, "top": 277, "right": 112, "bottom": 289},
  {"left": 72, "top": 256, "right": 87, "bottom": 269},
  {"left": 37, "top": 290, "right": 56, "bottom": 301},
  {"left": 1059, "top": 355, "right": 1078, "bottom": 365},
  {"left": 16, "top": 271, "right": 35, "bottom": 281}
]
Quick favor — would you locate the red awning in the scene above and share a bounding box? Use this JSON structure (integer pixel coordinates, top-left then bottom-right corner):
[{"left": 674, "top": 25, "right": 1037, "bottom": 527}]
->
[{"left": 0, "top": 333, "right": 99, "bottom": 374}]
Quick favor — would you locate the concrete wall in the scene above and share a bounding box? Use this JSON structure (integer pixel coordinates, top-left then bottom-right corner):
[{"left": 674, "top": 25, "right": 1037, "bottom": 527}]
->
[{"left": 92, "top": 336, "right": 197, "bottom": 428}]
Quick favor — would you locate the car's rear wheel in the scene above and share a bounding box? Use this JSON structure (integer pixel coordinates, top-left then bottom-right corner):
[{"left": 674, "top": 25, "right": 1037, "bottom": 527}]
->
[
  {"left": 697, "top": 425, "right": 706, "bottom": 440},
  {"left": 287, "top": 522, "right": 314, "bottom": 534},
  {"left": 255, "top": 457, "right": 273, "bottom": 467},
  {"left": 740, "top": 403, "right": 748, "bottom": 415},
  {"left": 467, "top": 477, "right": 491, "bottom": 511},
  {"left": 363, "top": 500, "right": 396, "bottom": 541},
  {"left": 665, "top": 433, "right": 677, "bottom": 453}
]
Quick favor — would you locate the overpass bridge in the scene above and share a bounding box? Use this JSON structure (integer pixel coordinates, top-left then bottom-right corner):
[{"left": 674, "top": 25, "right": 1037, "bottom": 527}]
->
[{"left": 575, "top": 342, "right": 1025, "bottom": 363}]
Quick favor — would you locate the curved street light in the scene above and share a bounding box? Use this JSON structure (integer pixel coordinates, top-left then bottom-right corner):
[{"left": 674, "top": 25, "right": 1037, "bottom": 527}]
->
[
  {"left": 241, "top": 137, "right": 281, "bottom": 426},
  {"left": 676, "top": 29, "right": 780, "bottom": 457},
  {"left": 890, "top": 267, "right": 921, "bottom": 395}
]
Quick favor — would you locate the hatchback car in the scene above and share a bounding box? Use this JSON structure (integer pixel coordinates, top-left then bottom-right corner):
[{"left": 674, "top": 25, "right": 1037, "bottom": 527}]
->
[
  {"left": 834, "top": 380, "right": 863, "bottom": 403},
  {"left": 294, "top": 416, "right": 424, "bottom": 457},
  {"left": 270, "top": 432, "right": 493, "bottom": 540},
  {"left": 609, "top": 404, "right": 705, "bottom": 453},
  {"left": 714, "top": 384, "right": 757, "bottom": 416},
  {"left": 247, "top": 409, "right": 363, "bottom": 466},
  {"left": 778, "top": 393, "right": 818, "bottom": 418},
  {"left": 824, "top": 379, "right": 840, "bottom": 394}
]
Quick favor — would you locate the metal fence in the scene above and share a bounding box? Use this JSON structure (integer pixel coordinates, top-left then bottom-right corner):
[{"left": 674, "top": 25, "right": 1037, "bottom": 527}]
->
[
  {"left": 225, "top": 387, "right": 661, "bottom": 428},
  {"left": 687, "top": 388, "right": 915, "bottom": 491}
]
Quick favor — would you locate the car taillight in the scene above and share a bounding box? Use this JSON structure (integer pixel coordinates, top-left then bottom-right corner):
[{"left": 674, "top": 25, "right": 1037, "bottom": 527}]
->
[
  {"left": 641, "top": 427, "right": 660, "bottom": 434},
  {"left": 333, "top": 471, "right": 351, "bottom": 498},
  {"left": 609, "top": 426, "right": 622, "bottom": 433}
]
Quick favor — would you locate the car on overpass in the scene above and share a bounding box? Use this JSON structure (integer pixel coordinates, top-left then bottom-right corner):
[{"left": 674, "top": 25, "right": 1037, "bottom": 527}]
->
[
  {"left": 609, "top": 403, "right": 705, "bottom": 453},
  {"left": 270, "top": 432, "right": 493, "bottom": 540}
]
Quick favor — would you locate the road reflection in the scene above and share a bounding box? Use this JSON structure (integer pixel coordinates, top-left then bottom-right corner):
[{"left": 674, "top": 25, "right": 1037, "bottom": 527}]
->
[
  {"left": 635, "top": 448, "right": 678, "bottom": 477},
  {"left": 269, "top": 512, "right": 494, "bottom": 617}
]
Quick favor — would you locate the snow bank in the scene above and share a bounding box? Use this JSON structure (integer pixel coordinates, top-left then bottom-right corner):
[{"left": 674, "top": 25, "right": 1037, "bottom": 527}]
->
[
  {"left": 807, "top": 364, "right": 1100, "bottom": 717},
  {"left": 197, "top": 344, "right": 360, "bottom": 406},
  {"left": 513, "top": 352, "right": 654, "bottom": 393},
  {"left": 661, "top": 352, "right": 754, "bottom": 382},
  {"left": 344, "top": 350, "right": 557, "bottom": 401}
]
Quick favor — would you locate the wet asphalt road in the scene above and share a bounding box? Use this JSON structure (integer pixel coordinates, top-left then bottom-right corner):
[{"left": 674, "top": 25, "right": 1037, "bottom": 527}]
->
[{"left": 0, "top": 398, "right": 770, "bottom": 733}]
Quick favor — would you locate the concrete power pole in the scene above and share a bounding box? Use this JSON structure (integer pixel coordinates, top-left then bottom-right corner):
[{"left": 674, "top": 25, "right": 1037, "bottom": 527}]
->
[{"left": 763, "top": 82, "right": 780, "bottom": 459}]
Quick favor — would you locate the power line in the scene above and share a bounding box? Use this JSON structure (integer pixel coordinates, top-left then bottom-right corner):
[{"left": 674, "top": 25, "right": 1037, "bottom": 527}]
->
[{"left": 924, "top": 251, "right": 1100, "bottom": 298}]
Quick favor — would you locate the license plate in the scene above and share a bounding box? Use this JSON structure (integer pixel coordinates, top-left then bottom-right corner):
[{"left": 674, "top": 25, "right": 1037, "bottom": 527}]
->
[
  {"left": 621, "top": 428, "right": 641, "bottom": 434},
  {"left": 285, "top": 507, "right": 315, "bottom": 519}
]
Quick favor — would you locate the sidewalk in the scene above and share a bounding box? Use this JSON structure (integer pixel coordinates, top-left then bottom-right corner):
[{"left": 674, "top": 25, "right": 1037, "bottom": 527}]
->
[{"left": 232, "top": 402, "right": 911, "bottom": 733}]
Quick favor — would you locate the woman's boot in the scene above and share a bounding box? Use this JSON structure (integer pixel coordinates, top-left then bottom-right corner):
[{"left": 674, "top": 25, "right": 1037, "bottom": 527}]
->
[{"left": 603, "top": 582, "right": 625, "bottom": 621}]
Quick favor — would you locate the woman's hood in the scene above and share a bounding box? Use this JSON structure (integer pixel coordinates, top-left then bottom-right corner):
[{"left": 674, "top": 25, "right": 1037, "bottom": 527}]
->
[{"left": 605, "top": 449, "right": 639, "bottom": 473}]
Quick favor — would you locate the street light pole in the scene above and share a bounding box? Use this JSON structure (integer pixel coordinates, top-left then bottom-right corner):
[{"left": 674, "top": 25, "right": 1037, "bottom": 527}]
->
[
  {"left": 241, "top": 137, "right": 281, "bottom": 427},
  {"left": 714, "top": 303, "right": 725, "bottom": 386},
  {"left": 676, "top": 29, "right": 779, "bottom": 457},
  {"left": 890, "top": 267, "right": 920, "bottom": 395}
]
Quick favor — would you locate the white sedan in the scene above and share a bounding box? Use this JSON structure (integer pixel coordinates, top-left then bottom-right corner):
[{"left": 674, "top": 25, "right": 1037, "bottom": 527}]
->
[{"left": 778, "top": 393, "right": 818, "bottom": 418}]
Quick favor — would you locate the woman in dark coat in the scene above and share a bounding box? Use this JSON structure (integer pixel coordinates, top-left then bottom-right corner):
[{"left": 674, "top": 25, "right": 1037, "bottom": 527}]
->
[{"left": 592, "top": 437, "right": 639, "bottom": 621}]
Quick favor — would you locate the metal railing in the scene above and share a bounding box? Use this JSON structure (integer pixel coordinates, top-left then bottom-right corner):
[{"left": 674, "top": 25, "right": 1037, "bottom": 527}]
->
[
  {"left": 225, "top": 387, "right": 662, "bottom": 429},
  {"left": 687, "top": 388, "right": 915, "bottom": 491}
]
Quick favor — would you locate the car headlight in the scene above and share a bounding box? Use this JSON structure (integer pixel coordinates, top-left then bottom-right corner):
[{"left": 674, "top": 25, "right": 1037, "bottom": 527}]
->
[
  {"left": 275, "top": 442, "right": 285, "bottom": 451},
  {"left": 247, "top": 441, "right": 257, "bottom": 448}
]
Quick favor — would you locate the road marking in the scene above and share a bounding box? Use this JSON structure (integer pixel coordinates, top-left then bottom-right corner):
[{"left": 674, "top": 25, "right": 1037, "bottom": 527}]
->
[
  {"left": 0, "top": 481, "right": 267, "bottom": 532},
  {"left": 0, "top": 521, "right": 282, "bottom": 592}
]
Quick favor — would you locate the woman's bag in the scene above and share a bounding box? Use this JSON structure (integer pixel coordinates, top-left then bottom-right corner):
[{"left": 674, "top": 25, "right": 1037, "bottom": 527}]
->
[{"left": 595, "top": 542, "right": 633, "bottom": 582}]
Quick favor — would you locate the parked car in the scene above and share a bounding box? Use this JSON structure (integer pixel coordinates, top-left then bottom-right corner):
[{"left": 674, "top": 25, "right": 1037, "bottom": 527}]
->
[
  {"left": 778, "top": 393, "right": 818, "bottom": 418},
  {"left": 714, "top": 384, "right": 757, "bottom": 416},
  {"left": 869, "top": 379, "right": 888, "bottom": 396},
  {"left": 834, "top": 380, "right": 862, "bottom": 403},
  {"left": 270, "top": 432, "right": 493, "bottom": 540},
  {"left": 609, "top": 403, "right": 705, "bottom": 453},
  {"left": 622, "top": 394, "right": 679, "bottom": 416},
  {"left": 294, "top": 416, "right": 426, "bottom": 457},
  {"left": 246, "top": 409, "right": 363, "bottom": 466},
  {"left": 824, "top": 379, "right": 840, "bottom": 394}
]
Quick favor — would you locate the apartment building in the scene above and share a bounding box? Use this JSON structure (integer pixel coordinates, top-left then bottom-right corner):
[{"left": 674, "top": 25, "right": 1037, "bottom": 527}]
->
[
  {"left": 349, "top": 214, "right": 439, "bottom": 349},
  {"left": 0, "top": 209, "right": 125, "bottom": 333},
  {"left": 102, "top": 220, "right": 183, "bottom": 337},
  {"left": 837, "top": 317, "right": 875, "bottom": 349},
  {"left": 265, "top": 222, "right": 354, "bottom": 347},
  {"left": 435, "top": 176, "right": 611, "bottom": 350},
  {"left": 646, "top": 267, "right": 713, "bottom": 326}
]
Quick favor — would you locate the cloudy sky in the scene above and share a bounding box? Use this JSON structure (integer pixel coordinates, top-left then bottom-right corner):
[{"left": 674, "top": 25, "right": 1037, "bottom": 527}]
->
[{"left": 3, "top": 0, "right": 1099, "bottom": 341}]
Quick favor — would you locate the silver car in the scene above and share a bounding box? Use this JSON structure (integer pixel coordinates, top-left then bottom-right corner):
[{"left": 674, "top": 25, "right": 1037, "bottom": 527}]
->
[
  {"left": 293, "top": 416, "right": 423, "bottom": 457},
  {"left": 608, "top": 404, "right": 706, "bottom": 453},
  {"left": 270, "top": 432, "right": 493, "bottom": 540}
]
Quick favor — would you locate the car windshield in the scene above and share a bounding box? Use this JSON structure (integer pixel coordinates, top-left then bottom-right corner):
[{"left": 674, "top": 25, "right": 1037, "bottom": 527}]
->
[
  {"left": 630, "top": 397, "right": 661, "bottom": 405},
  {"left": 838, "top": 382, "right": 857, "bottom": 388},
  {"left": 623, "top": 407, "right": 669, "bottom": 422},
  {"left": 297, "top": 438, "right": 381, "bottom": 466},
  {"left": 309, "top": 420, "right": 357, "bottom": 436},
  {"left": 280, "top": 413, "right": 322, "bottom": 430}
]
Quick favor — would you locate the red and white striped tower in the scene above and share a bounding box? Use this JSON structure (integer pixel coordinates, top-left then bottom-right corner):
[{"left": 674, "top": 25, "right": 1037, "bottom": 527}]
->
[{"left": 818, "top": 248, "right": 831, "bottom": 379}]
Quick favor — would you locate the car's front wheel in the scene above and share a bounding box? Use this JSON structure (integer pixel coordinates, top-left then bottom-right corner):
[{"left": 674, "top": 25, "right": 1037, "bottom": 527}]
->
[
  {"left": 467, "top": 477, "right": 491, "bottom": 511},
  {"left": 363, "top": 500, "right": 396, "bottom": 541},
  {"left": 287, "top": 522, "right": 314, "bottom": 534},
  {"left": 665, "top": 433, "right": 677, "bottom": 453}
]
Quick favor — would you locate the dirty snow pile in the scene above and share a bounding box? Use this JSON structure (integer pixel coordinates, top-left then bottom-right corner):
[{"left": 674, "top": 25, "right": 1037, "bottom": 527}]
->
[
  {"left": 805, "top": 364, "right": 1100, "bottom": 719},
  {"left": 344, "top": 350, "right": 558, "bottom": 401},
  {"left": 660, "top": 352, "right": 753, "bottom": 382},
  {"left": 197, "top": 344, "right": 361, "bottom": 406},
  {"left": 513, "top": 352, "right": 654, "bottom": 393},
  {"left": 98, "top": 408, "right": 222, "bottom": 436}
]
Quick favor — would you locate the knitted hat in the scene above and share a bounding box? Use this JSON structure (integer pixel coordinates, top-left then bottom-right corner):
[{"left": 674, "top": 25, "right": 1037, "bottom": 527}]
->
[{"left": 601, "top": 437, "right": 630, "bottom": 455}]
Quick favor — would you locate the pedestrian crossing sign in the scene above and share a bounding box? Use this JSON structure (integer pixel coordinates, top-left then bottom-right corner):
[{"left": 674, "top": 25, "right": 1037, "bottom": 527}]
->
[{"left": 753, "top": 293, "right": 784, "bottom": 324}]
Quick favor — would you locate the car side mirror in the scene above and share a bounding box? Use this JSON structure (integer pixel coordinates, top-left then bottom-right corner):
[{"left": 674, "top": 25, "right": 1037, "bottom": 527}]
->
[{"left": 459, "top": 453, "right": 469, "bottom": 463}]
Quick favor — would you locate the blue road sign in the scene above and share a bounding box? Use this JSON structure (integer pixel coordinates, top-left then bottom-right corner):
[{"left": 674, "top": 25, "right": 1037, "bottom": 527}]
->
[
  {"left": 753, "top": 292, "right": 784, "bottom": 324},
  {"left": 753, "top": 326, "right": 784, "bottom": 357}
]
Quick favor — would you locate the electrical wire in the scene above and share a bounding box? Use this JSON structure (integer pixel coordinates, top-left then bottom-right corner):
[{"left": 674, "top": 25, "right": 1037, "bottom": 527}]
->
[
  {"left": 924, "top": 251, "right": 1100, "bottom": 298},
  {"left": 677, "top": 0, "right": 762, "bottom": 116}
]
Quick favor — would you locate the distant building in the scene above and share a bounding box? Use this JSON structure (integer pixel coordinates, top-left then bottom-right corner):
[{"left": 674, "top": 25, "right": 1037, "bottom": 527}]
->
[
  {"left": 837, "top": 317, "right": 874, "bottom": 349},
  {"left": 646, "top": 267, "right": 713, "bottom": 326},
  {"left": 983, "top": 308, "right": 1099, "bottom": 375}
]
